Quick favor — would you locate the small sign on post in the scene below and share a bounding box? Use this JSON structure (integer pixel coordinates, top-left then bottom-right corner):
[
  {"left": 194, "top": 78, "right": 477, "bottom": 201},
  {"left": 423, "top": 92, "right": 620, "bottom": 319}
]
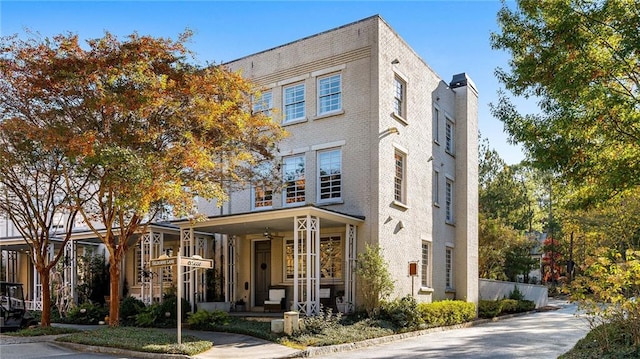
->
[{"left": 150, "top": 257, "right": 177, "bottom": 268}]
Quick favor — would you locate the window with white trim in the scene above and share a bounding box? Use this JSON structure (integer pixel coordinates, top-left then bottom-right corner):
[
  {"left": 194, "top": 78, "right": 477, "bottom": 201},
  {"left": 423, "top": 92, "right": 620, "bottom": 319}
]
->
[
  {"left": 253, "top": 91, "right": 273, "bottom": 117},
  {"left": 252, "top": 162, "right": 274, "bottom": 210},
  {"left": 318, "top": 149, "right": 342, "bottom": 202},
  {"left": 283, "top": 83, "right": 305, "bottom": 123},
  {"left": 283, "top": 155, "right": 305, "bottom": 205},
  {"left": 421, "top": 241, "right": 431, "bottom": 287},
  {"left": 394, "top": 150, "right": 407, "bottom": 204},
  {"left": 285, "top": 235, "right": 342, "bottom": 280},
  {"left": 433, "top": 169, "right": 440, "bottom": 205},
  {"left": 393, "top": 76, "right": 406, "bottom": 118},
  {"left": 445, "top": 119, "right": 455, "bottom": 154},
  {"left": 318, "top": 74, "right": 341, "bottom": 115},
  {"left": 446, "top": 247, "right": 454, "bottom": 289},
  {"left": 433, "top": 107, "right": 440, "bottom": 143},
  {"left": 446, "top": 179, "right": 454, "bottom": 223}
]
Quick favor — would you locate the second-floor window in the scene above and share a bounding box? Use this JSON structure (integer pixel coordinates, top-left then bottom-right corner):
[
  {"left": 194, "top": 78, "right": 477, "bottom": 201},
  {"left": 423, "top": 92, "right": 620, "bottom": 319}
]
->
[
  {"left": 284, "top": 83, "right": 305, "bottom": 123},
  {"left": 253, "top": 91, "right": 273, "bottom": 117},
  {"left": 318, "top": 74, "right": 342, "bottom": 115},
  {"left": 283, "top": 155, "right": 305, "bottom": 205},
  {"left": 252, "top": 185, "right": 273, "bottom": 210},
  {"left": 318, "top": 149, "right": 342, "bottom": 202},
  {"left": 433, "top": 169, "right": 440, "bottom": 205}
]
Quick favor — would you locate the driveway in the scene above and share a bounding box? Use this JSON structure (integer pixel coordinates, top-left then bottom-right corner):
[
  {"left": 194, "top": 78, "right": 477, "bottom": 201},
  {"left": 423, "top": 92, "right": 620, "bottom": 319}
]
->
[{"left": 317, "top": 300, "right": 589, "bottom": 359}]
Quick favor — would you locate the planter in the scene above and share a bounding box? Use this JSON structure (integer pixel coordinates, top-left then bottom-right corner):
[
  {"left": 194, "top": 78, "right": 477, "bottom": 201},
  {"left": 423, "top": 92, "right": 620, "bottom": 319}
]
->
[{"left": 197, "top": 302, "right": 231, "bottom": 312}]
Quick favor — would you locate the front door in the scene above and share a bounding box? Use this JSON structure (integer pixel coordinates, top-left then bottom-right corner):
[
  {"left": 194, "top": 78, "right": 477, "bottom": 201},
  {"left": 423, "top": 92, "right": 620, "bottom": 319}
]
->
[{"left": 254, "top": 240, "right": 271, "bottom": 306}]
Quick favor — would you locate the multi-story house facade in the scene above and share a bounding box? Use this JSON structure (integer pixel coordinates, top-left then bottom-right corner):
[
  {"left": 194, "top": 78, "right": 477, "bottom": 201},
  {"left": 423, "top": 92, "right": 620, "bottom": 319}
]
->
[
  {"left": 176, "top": 15, "right": 478, "bottom": 314},
  {"left": 1, "top": 15, "right": 477, "bottom": 315}
]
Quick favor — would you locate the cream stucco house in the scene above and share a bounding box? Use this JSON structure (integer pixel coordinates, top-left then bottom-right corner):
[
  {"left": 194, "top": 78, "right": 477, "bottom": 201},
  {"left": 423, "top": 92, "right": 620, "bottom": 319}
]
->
[{"left": 1, "top": 15, "right": 477, "bottom": 315}]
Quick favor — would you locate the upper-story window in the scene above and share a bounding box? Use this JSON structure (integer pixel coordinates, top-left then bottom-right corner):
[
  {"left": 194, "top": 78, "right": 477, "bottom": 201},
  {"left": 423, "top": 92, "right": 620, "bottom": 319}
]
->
[
  {"left": 253, "top": 91, "right": 273, "bottom": 117},
  {"left": 283, "top": 83, "right": 305, "bottom": 123},
  {"left": 393, "top": 76, "right": 406, "bottom": 119},
  {"left": 433, "top": 169, "right": 440, "bottom": 206},
  {"left": 445, "top": 119, "right": 455, "bottom": 154},
  {"left": 318, "top": 74, "right": 342, "bottom": 115},
  {"left": 283, "top": 155, "right": 305, "bottom": 205},
  {"left": 394, "top": 150, "right": 406, "bottom": 204},
  {"left": 433, "top": 107, "right": 440, "bottom": 143},
  {"left": 446, "top": 179, "right": 454, "bottom": 223},
  {"left": 252, "top": 185, "right": 273, "bottom": 210},
  {"left": 318, "top": 149, "right": 342, "bottom": 202}
]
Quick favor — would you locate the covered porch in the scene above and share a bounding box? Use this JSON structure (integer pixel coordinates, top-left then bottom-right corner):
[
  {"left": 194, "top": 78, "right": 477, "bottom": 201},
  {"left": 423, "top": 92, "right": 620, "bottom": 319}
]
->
[{"left": 176, "top": 205, "right": 364, "bottom": 316}]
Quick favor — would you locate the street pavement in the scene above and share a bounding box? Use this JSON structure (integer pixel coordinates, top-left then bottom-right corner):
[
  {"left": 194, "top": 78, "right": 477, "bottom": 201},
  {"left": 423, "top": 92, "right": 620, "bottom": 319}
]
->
[{"left": 0, "top": 299, "right": 589, "bottom": 359}]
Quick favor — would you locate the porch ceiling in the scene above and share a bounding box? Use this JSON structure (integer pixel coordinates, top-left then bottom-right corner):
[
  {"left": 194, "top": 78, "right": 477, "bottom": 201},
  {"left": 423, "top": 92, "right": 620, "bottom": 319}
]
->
[{"left": 175, "top": 205, "right": 365, "bottom": 237}]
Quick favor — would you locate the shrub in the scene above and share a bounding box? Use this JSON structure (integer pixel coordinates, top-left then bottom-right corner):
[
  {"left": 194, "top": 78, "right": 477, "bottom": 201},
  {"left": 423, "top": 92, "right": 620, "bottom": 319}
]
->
[
  {"left": 63, "top": 302, "right": 108, "bottom": 324},
  {"left": 478, "top": 300, "right": 503, "bottom": 318},
  {"left": 500, "top": 299, "right": 519, "bottom": 314},
  {"left": 418, "top": 300, "right": 476, "bottom": 327},
  {"left": 119, "top": 296, "right": 145, "bottom": 326},
  {"left": 187, "top": 310, "right": 230, "bottom": 330},
  {"left": 508, "top": 285, "right": 525, "bottom": 300},
  {"left": 300, "top": 307, "right": 343, "bottom": 334},
  {"left": 378, "top": 296, "right": 423, "bottom": 330},
  {"left": 355, "top": 245, "right": 394, "bottom": 316},
  {"left": 517, "top": 300, "right": 535, "bottom": 312},
  {"left": 135, "top": 294, "right": 190, "bottom": 328}
]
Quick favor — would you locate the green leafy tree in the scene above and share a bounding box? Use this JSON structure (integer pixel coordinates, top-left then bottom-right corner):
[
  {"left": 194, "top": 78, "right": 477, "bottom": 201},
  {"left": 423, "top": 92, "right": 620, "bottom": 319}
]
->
[
  {"left": 1, "top": 31, "right": 286, "bottom": 326},
  {"left": 491, "top": 0, "right": 640, "bottom": 207},
  {"left": 355, "top": 245, "right": 394, "bottom": 316}
]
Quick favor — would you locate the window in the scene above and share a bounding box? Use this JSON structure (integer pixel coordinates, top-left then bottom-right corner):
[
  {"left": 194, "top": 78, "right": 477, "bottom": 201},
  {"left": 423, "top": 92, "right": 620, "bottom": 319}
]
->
[
  {"left": 421, "top": 241, "right": 431, "bottom": 287},
  {"left": 445, "top": 120, "right": 454, "bottom": 154},
  {"left": 284, "top": 83, "right": 305, "bottom": 123},
  {"left": 252, "top": 185, "right": 273, "bottom": 210},
  {"left": 433, "top": 169, "right": 440, "bottom": 205},
  {"left": 318, "top": 149, "right": 342, "bottom": 202},
  {"left": 285, "top": 236, "right": 342, "bottom": 280},
  {"left": 446, "top": 247, "right": 454, "bottom": 289},
  {"left": 446, "top": 179, "right": 454, "bottom": 222},
  {"left": 283, "top": 155, "right": 305, "bottom": 205},
  {"left": 394, "top": 150, "right": 406, "bottom": 203},
  {"left": 252, "top": 162, "right": 274, "bottom": 210},
  {"left": 253, "top": 91, "right": 273, "bottom": 117},
  {"left": 433, "top": 107, "right": 440, "bottom": 143},
  {"left": 393, "top": 76, "right": 406, "bottom": 119},
  {"left": 318, "top": 74, "right": 341, "bottom": 115}
]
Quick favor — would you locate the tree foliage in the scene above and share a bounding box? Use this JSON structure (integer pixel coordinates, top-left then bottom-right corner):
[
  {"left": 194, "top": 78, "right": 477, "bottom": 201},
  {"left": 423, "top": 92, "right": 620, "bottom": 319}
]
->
[
  {"left": 491, "top": 0, "right": 640, "bottom": 207},
  {"left": 0, "top": 31, "right": 286, "bottom": 326}
]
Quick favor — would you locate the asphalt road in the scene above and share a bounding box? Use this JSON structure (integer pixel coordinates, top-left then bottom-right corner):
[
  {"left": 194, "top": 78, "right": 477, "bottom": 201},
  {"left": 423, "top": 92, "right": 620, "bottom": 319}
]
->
[
  {"left": 0, "top": 340, "right": 113, "bottom": 359},
  {"left": 318, "top": 300, "right": 589, "bottom": 359}
]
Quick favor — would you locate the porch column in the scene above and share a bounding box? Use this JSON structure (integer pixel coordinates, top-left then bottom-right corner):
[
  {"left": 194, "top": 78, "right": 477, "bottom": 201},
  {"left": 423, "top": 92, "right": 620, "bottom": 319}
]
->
[
  {"left": 195, "top": 235, "right": 207, "bottom": 304},
  {"left": 63, "top": 240, "right": 77, "bottom": 305},
  {"left": 293, "top": 215, "right": 320, "bottom": 315},
  {"left": 180, "top": 228, "right": 194, "bottom": 310},
  {"left": 344, "top": 224, "right": 356, "bottom": 313},
  {"left": 225, "top": 235, "right": 236, "bottom": 303}
]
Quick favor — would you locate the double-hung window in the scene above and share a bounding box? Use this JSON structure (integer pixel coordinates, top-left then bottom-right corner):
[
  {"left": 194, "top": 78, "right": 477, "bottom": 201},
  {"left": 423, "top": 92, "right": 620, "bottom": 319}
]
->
[
  {"left": 446, "top": 179, "right": 454, "bottom": 223},
  {"left": 393, "top": 76, "right": 406, "bottom": 119},
  {"left": 421, "top": 241, "right": 431, "bottom": 287},
  {"left": 446, "top": 247, "right": 454, "bottom": 289},
  {"left": 445, "top": 119, "right": 455, "bottom": 154},
  {"left": 283, "top": 155, "right": 305, "bottom": 205},
  {"left": 318, "top": 149, "right": 342, "bottom": 202},
  {"left": 285, "top": 235, "right": 342, "bottom": 280},
  {"left": 394, "top": 150, "right": 406, "bottom": 204},
  {"left": 318, "top": 74, "right": 341, "bottom": 115},
  {"left": 284, "top": 83, "right": 305, "bottom": 123},
  {"left": 433, "top": 169, "right": 440, "bottom": 206},
  {"left": 253, "top": 91, "right": 273, "bottom": 117},
  {"left": 252, "top": 162, "right": 274, "bottom": 210}
]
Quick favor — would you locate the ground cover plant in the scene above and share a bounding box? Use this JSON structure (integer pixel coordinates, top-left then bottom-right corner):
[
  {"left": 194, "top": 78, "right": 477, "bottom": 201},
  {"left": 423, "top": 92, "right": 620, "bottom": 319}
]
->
[
  {"left": 559, "top": 319, "right": 640, "bottom": 359},
  {"left": 4, "top": 326, "right": 80, "bottom": 336},
  {"left": 56, "top": 326, "right": 212, "bottom": 356}
]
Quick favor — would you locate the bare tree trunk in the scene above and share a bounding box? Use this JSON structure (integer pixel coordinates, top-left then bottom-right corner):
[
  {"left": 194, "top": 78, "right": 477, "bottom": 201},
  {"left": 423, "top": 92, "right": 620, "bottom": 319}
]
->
[
  {"left": 40, "top": 271, "right": 51, "bottom": 327},
  {"left": 108, "top": 260, "right": 120, "bottom": 327}
]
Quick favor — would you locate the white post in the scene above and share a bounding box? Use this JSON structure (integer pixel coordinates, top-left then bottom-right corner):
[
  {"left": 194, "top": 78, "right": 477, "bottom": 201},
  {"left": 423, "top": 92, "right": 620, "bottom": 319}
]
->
[{"left": 177, "top": 250, "right": 182, "bottom": 345}]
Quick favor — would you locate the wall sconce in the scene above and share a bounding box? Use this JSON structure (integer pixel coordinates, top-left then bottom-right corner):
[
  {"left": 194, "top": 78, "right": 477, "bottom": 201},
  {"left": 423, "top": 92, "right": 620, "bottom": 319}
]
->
[{"left": 391, "top": 59, "right": 400, "bottom": 64}]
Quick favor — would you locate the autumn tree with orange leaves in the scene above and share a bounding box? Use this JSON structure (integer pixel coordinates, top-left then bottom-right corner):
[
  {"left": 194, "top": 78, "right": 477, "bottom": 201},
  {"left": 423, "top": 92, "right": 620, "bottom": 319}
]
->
[{"left": 0, "top": 31, "right": 285, "bottom": 326}]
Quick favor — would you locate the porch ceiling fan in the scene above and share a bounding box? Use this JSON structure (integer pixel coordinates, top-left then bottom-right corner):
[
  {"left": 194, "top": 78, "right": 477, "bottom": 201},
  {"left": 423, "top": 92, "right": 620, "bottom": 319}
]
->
[{"left": 263, "top": 227, "right": 283, "bottom": 240}]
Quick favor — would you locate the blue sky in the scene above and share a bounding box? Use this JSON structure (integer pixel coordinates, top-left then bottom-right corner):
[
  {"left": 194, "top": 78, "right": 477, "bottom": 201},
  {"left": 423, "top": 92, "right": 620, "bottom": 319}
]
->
[{"left": 2, "top": 0, "right": 530, "bottom": 164}]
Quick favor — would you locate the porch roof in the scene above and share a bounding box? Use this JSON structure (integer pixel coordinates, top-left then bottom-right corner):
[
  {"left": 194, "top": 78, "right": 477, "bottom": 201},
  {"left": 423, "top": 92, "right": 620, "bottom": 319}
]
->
[{"left": 173, "top": 204, "right": 365, "bottom": 236}]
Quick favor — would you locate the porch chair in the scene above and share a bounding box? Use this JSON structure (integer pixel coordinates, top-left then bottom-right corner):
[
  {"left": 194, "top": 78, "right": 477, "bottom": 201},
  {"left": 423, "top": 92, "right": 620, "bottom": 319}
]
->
[{"left": 264, "top": 288, "right": 286, "bottom": 312}]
